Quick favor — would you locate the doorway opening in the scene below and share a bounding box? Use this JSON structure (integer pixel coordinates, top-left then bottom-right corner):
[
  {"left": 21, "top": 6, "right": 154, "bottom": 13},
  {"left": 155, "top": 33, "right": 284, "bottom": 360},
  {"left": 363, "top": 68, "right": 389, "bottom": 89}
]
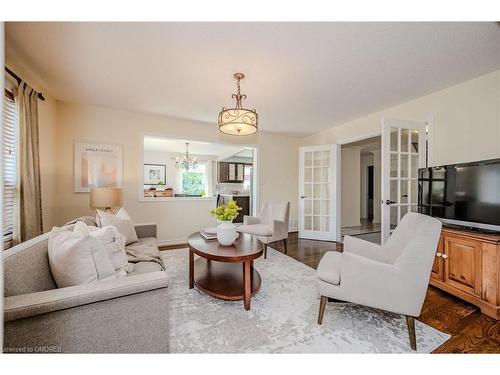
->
[{"left": 340, "top": 135, "right": 381, "bottom": 244}]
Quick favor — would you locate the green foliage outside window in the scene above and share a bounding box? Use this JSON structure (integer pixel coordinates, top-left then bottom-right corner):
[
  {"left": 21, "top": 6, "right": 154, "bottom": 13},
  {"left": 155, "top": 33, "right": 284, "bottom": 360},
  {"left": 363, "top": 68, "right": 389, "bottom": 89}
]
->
[{"left": 182, "top": 172, "right": 204, "bottom": 195}]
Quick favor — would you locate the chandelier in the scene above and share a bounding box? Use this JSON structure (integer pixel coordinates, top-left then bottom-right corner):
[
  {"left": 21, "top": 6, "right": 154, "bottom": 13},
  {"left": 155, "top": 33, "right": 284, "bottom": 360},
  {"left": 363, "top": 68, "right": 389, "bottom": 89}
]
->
[
  {"left": 218, "top": 73, "right": 259, "bottom": 135},
  {"left": 175, "top": 142, "right": 198, "bottom": 171}
]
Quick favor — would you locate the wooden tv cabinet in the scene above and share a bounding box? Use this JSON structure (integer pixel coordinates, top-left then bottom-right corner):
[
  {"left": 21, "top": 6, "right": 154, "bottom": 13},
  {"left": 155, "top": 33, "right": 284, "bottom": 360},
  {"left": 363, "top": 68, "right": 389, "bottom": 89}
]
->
[{"left": 429, "top": 227, "right": 500, "bottom": 320}]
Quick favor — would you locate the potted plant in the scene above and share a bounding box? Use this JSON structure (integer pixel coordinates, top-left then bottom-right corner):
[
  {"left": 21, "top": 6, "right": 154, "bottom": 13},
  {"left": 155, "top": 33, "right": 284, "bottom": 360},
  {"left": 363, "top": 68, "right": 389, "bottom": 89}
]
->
[
  {"left": 156, "top": 180, "right": 166, "bottom": 191},
  {"left": 210, "top": 200, "right": 242, "bottom": 245}
]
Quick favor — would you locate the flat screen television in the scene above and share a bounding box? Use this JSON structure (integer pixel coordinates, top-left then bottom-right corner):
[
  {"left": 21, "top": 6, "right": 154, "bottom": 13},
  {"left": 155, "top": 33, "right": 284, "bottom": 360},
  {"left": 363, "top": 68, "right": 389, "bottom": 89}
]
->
[{"left": 418, "top": 158, "right": 500, "bottom": 232}]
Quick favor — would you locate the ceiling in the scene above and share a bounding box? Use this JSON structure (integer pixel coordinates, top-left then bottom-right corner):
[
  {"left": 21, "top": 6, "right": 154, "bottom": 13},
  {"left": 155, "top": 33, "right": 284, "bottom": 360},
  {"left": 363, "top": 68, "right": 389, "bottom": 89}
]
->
[
  {"left": 6, "top": 22, "right": 500, "bottom": 136},
  {"left": 144, "top": 136, "right": 246, "bottom": 156}
]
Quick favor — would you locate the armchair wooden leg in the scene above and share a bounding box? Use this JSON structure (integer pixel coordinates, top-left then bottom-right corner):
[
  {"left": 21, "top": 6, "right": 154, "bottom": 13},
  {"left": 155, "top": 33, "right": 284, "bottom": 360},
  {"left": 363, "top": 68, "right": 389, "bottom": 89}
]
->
[
  {"left": 406, "top": 315, "right": 417, "bottom": 351},
  {"left": 318, "top": 296, "right": 327, "bottom": 325},
  {"left": 283, "top": 238, "right": 288, "bottom": 254},
  {"left": 263, "top": 244, "right": 267, "bottom": 259}
]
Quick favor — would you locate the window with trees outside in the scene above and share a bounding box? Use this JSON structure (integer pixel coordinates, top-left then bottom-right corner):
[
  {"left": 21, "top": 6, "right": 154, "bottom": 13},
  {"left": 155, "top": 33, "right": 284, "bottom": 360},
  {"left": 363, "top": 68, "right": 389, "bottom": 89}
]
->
[{"left": 179, "top": 162, "right": 208, "bottom": 196}]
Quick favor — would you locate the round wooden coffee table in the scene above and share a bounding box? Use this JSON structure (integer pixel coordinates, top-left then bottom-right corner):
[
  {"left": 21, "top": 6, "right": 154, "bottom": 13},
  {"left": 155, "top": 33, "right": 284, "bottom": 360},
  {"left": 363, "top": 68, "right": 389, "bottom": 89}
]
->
[{"left": 187, "top": 232, "right": 263, "bottom": 310}]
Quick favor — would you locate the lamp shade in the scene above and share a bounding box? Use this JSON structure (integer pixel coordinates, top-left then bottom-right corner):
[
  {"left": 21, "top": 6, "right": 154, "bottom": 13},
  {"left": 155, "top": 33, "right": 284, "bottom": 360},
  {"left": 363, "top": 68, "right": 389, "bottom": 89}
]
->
[
  {"left": 218, "top": 108, "right": 258, "bottom": 135},
  {"left": 90, "top": 187, "right": 123, "bottom": 209},
  {"left": 217, "top": 72, "right": 259, "bottom": 136}
]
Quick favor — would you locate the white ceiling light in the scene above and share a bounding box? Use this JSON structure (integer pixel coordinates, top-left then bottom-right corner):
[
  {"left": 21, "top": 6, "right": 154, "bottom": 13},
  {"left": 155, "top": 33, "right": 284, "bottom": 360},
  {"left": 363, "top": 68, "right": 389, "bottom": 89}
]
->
[{"left": 218, "top": 73, "right": 259, "bottom": 136}]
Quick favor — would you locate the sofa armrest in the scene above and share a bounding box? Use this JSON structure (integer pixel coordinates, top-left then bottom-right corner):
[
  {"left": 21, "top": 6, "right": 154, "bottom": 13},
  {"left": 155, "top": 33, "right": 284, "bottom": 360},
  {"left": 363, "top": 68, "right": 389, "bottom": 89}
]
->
[
  {"left": 134, "top": 222, "right": 157, "bottom": 238},
  {"left": 4, "top": 271, "right": 168, "bottom": 322},
  {"left": 243, "top": 215, "right": 260, "bottom": 225}
]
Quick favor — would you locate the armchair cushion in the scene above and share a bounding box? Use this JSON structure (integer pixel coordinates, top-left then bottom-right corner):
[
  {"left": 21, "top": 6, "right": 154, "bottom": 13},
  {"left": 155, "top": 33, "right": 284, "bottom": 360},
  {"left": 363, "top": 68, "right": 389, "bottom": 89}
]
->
[
  {"left": 243, "top": 215, "right": 261, "bottom": 225},
  {"left": 317, "top": 251, "right": 341, "bottom": 285},
  {"left": 237, "top": 224, "right": 273, "bottom": 237}
]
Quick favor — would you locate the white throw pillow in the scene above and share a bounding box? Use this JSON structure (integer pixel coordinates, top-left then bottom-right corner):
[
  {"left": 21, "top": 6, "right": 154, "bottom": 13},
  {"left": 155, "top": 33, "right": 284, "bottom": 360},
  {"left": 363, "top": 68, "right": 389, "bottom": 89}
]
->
[
  {"left": 96, "top": 208, "right": 138, "bottom": 245},
  {"left": 73, "top": 221, "right": 132, "bottom": 276},
  {"left": 48, "top": 227, "right": 116, "bottom": 288}
]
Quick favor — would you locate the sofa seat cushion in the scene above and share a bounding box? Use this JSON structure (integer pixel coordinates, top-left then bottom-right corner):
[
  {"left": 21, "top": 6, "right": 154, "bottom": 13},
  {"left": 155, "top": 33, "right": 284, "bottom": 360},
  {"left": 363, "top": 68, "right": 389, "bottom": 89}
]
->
[
  {"left": 127, "top": 261, "right": 164, "bottom": 277},
  {"left": 237, "top": 224, "right": 273, "bottom": 237},
  {"left": 125, "top": 237, "right": 165, "bottom": 270},
  {"left": 317, "top": 251, "right": 341, "bottom": 286}
]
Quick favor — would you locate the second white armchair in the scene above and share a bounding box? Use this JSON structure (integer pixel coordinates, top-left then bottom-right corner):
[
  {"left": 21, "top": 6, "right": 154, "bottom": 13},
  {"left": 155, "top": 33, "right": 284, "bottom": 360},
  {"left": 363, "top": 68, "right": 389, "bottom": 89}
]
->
[
  {"left": 316, "top": 213, "right": 442, "bottom": 350},
  {"left": 237, "top": 201, "right": 290, "bottom": 258}
]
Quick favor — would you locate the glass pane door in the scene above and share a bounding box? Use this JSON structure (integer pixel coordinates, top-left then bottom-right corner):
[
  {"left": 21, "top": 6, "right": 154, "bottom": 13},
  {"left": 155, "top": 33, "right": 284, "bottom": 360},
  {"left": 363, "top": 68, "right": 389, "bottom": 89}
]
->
[
  {"left": 300, "top": 145, "right": 338, "bottom": 241},
  {"left": 382, "top": 119, "right": 427, "bottom": 243}
]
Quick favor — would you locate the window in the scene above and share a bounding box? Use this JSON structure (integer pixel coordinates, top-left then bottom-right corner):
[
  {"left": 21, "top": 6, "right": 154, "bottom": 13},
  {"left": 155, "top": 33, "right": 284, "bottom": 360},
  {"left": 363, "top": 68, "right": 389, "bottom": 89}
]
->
[
  {"left": 179, "top": 163, "right": 208, "bottom": 196},
  {"left": 3, "top": 90, "right": 18, "bottom": 249},
  {"left": 243, "top": 165, "right": 252, "bottom": 191}
]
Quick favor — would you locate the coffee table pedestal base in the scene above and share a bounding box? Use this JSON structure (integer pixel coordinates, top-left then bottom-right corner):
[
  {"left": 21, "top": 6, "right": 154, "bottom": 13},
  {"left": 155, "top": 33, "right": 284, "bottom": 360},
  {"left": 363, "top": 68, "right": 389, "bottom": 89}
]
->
[{"left": 193, "top": 258, "right": 261, "bottom": 309}]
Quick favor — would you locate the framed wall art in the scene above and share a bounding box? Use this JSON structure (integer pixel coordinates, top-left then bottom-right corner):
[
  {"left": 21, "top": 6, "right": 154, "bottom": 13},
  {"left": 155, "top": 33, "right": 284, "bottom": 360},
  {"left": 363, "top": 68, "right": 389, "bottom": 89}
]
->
[
  {"left": 144, "top": 163, "right": 166, "bottom": 185},
  {"left": 74, "top": 142, "right": 123, "bottom": 193}
]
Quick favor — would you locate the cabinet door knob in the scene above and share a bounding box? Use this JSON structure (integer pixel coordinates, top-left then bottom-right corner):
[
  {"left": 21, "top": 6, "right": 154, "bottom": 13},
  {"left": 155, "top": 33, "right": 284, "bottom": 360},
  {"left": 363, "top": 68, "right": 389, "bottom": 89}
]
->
[
  {"left": 436, "top": 252, "right": 442, "bottom": 257},
  {"left": 442, "top": 254, "right": 448, "bottom": 259}
]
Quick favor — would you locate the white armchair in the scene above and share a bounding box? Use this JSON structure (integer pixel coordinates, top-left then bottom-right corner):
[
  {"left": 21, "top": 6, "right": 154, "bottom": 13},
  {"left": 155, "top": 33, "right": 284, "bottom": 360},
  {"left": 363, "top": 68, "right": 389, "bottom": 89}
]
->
[
  {"left": 237, "top": 201, "right": 290, "bottom": 258},
  {"left": 316, "top": 213, "right": 442, "bottom": 350}
]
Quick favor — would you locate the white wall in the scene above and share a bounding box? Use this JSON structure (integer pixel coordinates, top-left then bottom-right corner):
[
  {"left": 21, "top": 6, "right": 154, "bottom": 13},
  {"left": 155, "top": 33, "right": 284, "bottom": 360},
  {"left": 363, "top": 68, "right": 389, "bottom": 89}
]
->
[
  {"left": 341, "top": 147, "right": 362, "bottom": 227},
  {"left": 302, "top": 70, "right": 500, "bottom": 167},
  {"left": 54, "top": 102, "right": 301, "bottom": 244}
]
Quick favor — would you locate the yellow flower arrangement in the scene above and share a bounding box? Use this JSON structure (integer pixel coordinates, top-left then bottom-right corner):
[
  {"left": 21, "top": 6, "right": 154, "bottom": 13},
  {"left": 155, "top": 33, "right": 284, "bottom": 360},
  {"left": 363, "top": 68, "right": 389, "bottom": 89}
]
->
[{"left": 210, "top": 200, "right": 242, "bottom": 221}]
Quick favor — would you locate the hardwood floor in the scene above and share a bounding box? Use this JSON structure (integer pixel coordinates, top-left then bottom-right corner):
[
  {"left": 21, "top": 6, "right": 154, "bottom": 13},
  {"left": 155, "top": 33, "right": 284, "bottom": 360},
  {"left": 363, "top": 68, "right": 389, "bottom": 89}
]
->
[{"left": 271, "top": 232, "right": 500, "bottom": 353}]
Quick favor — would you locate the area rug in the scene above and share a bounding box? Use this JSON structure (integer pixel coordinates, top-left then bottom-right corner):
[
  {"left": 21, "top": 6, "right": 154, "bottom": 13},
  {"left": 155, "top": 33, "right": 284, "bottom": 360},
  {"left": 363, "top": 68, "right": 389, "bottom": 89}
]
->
[{"left": 161, "top": 247, "right": 449, "bottom": 353}]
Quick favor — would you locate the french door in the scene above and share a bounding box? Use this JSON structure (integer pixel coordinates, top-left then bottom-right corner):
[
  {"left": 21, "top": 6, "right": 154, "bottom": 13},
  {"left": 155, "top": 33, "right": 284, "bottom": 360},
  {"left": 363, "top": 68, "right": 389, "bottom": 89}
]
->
[
  {"left": 299, "top": 145, "right": 339, "bottom": 241},
  {"left": 381, "top": 118, "right": 427, "bottom": 243}
]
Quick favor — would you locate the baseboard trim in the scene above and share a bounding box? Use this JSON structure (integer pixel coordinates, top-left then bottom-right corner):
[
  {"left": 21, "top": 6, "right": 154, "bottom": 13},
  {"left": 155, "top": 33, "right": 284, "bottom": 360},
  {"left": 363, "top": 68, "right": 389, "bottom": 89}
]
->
[
  {"left": 158, "top": 238, "right": 189, "bottom": 249},
  {"left": 159, "top": 243, "right": 188, "bottom": 250}
]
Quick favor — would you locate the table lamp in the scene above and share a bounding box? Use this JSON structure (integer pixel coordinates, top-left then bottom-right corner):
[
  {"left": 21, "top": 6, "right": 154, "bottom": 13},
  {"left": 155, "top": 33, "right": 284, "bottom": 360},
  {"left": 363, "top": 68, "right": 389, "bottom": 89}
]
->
[{"left": 90, "top": 187, "right": 123, "bottom": 212}]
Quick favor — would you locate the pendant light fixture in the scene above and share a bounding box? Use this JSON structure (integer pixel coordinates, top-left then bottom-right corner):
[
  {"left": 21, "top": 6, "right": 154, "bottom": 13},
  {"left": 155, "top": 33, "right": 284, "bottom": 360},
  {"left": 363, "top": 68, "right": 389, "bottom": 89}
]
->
[
  {"left": 175, "top": 142, "right": 198, "bottom": 171},
  {"left": 218, "top": 73, "right": 259, "bottom": 135}
]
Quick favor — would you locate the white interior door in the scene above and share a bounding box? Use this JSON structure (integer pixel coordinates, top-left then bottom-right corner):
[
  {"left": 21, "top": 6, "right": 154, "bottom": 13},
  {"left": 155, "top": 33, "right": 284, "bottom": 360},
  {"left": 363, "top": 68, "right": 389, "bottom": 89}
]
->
[
  {"left": 299, "top": 145, "right": 339, "bottom": 241},
  {"left": 381, "top": 118, "right": 427, "bottom": 243}
]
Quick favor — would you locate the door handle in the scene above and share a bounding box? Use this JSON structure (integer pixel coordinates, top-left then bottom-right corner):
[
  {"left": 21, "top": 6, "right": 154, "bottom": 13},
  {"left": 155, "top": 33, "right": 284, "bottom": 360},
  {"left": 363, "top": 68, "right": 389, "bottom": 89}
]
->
[
  {"left": 300, "top": 195, "right": 307, "bottom": 199},
  {"left": 442, "top": 254, "right": 448, "bottom": 259},
  {"left": 385, "top": 200, "right": 397, "bottom": 205},
  {"left": 436, "top": 252, "right": 442, "bottom": 257}
]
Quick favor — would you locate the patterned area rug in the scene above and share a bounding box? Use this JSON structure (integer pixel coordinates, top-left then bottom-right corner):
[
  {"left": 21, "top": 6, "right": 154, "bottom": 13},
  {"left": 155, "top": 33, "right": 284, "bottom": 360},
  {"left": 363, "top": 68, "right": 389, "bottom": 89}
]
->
[{"left": 162, "top": 247, "right": 449, "bottom": 353}]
